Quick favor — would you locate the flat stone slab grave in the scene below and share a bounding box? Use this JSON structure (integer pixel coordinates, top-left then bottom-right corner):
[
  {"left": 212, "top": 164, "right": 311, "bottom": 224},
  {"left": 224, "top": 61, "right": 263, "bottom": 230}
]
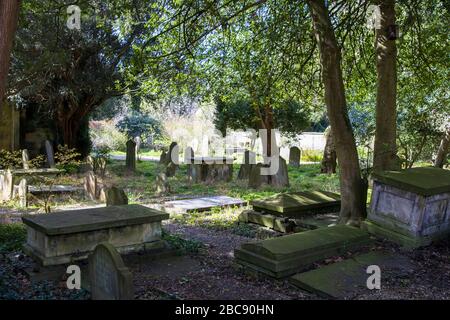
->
[
  {"left": 290, "top": 251, "right": 415, "bottom": 299},
  {"left": 250, "top": 190, "right": 341, "bottom": 218},
  {"left": 22, "top": 204, "right": 169, "bottom": 266},
  {"left": 366, "top": 167, "right": 450, "bottom": 248},
  {"left": 28, "top": 185, "right": 84, "bottom": 194},
  {"left": 234, "top": 225, "right": 373, "bottom": 278},
  {"left": 164, "top": 195, "right": 247, "bottom": 213}
]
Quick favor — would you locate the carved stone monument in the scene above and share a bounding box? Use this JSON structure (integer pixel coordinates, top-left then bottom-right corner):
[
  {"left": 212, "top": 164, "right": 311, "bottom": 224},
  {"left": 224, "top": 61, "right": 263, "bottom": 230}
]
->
[{"left": 88, "top": 242, "right": 134, "bottom": 300}]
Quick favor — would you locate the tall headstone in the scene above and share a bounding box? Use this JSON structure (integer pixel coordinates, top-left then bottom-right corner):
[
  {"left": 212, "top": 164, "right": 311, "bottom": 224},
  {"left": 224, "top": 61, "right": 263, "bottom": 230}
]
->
[
  {"left": 0, "top": 169, "right": 13, "bottom": 201},
  {"left": 238, "top": 150, "right": 256, "bottom": 179},
  {"left": 289, "top": 146, "right": 301, "bottom": 167},
  {"left": 125, "top": 139, "right": 136, "bottom": 172},
  {"left": 166, "top": 142, "right": 179, "bottom": 177},
  {"left": 185, "top": 147, "right": 195, "bottom": 181},
  {"left": 45, "top": 140, "right": 55, "bottom": 168},
  {"left": 22, "top": 149, "right": 30, "bottom": 170},
  {"left": 105, "top": 186, "right": 128, "bottom": 206},
  {"left": 88, "top": 243, "right": 134, "bottom": 300},
  {"left": 18, "top": 178, "right": 28, "bottom": 207},
  {"left": 84, "top": 171, "right": 98, "bottom": 200}
]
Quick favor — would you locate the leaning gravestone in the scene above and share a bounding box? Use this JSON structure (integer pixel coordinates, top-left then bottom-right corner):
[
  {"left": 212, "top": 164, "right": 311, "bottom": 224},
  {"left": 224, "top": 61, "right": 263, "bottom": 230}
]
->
[
  {"left": 125, "top": 139, "right": 136, "bottom": 172},
  {"left": 45, "top": 140, "right": 55, "bottom": 168},
  {"left": 248, "top": 163, "right": 269, "bottom": 188},
  {"left": 22, "top": 149, "right": 30, "bottom": 170},
  {"left": 155, "top": 172, "right": 170, "bottom": 196},
  {"left": 248, "top": 156, "right": 289, "bottom": 188},
  {"left": 89, "top": 242, "right": 134, "bottom": 300},
  {"left": 105, "top": 186, "right": 128, "bottom": 206},
  {"left": 165, "top": 142, "right": 179, "bottom": 177},
  {"left": 238, "top": 150, "right": 256, "bottom": 180},
  {"left": 289, "top": 146, "right": 301, "bottom": 167},
  {"left": 84, "top": 171, "right": 98, "bottom": 200}
]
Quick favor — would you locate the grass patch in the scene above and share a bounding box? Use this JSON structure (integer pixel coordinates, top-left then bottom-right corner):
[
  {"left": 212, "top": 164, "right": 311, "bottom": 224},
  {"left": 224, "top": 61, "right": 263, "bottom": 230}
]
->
[
  {"left": 162, "top": 230, "right": 203, "bottom": 254},
  {"left": 0, "top": 223, "right": 26, "bottom": 253}
]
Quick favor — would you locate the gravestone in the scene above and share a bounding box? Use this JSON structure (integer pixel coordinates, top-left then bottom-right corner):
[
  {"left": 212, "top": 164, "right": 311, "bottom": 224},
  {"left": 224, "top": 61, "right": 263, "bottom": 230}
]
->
[
  {"left": 364, "top": 167, "right": 450, "bottom": 247},
  {"left": 251, "top": 190, "right": 341, "bottom": 217},
  {"left": 185, "top": 147, "right": 195, "bottom": 182},
  {"left": 155, "top": 172, "right": 170, "bottom": 196},
  {"left": 0, "top": 169, "right": 13, "bottom": 201},
  {"left": 238, "top": 150, "right": 256, "bottom": 180},
  {"left": 159, "top": 150, "right": 168, "bottom": 165},
  {"left": 88, "top": 243, "right": 134, "bottom": 300},
  {"left": 248, "top": 163, "right": 269, "bottom": 188},
  {"left": 84, "top": 171, "right": 98, "bottom": 200},
  {"left": 22, "top": 149, "right": 30, "bottom": 170},
  {"left": 45, "top": 140, "right": 55, "bottom": 168},
  {"left": 125, "top": 139, "right": 136, "bottom": 172},
  {"left": 248, "top": 157, "right": 288, "bottom": 188},
  {"left": 289, "top": 146, "right": 301, "bottom": 167},
  {"left": 234, "top": 225, "right": 372, "bottom": 278},
  {"left": 105, "top": 186, "right": 128, "bottom": 206},
  {"left": 18, "top": 178, "right": 28, "bottom": 208},
  {"left": 271, "top": 156, "right": 289, "bottom": 187},
  {"left": 22, "top": 204, "right": 169, "bottom": 266},
  {"left": 166, "top": 142, "right": 179, "bottom": 177},
  {"left": 164, "top": 195, "right": 246, "bottom": 213}
]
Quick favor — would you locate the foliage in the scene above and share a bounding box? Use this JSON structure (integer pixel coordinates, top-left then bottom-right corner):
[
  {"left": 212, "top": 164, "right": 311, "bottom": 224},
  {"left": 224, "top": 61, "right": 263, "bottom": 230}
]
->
[
  {"left": 55, "top": 145, "right": 81, "bottom": 173},
  {"left": 117, "top": 110, "right": 162, "bottom": 141},
  {"left": 0, "top": 150, "right": 22, "bottom": 169},
  {"left": 162, "top": 230, "right": 203, "bottom": 254},
  {"left": 90, "top": 120, "right": 128, "bottom": 154},
  {"left": 0, "top": 223, "right": 26, "bottom": 253}
]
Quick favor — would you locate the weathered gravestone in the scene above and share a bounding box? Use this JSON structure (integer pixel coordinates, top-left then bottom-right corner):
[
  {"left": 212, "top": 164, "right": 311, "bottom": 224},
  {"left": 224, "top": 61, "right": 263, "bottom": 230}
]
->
[
  {"left": 84, "top": 171, "right": 98, "bottom": 200},
  {"left": 89, "top": 242, "right": 134, "bottom": 300},
  {"left": 238, "top": 150, "right": 256, "bottom": 180},
  {"left": 364, "top": 167, "right": 450, "bottom": 247},
  {"left": 22, "top": 149, "right": 30, "bottom": 170},
  {"left": 248, "top": 156, "right": 289, "bottom": 188},
  {"left": 165, "top": 142, "right": 179, "bottom": 177},
  {"left": 234, "top": 225, "right": 372, "bottom": 278},
  {"left": 22, "top": 204, "right": 169, "bottom": 265},
  {"left": 18, "top": 178, "right": 28, "bottom": 207},
  {"left": 155, "top": 172, "right": 170, "bottom": 196},
  {"left": 251, "top": 190, "right": 341, "bottom": 218},
  {"left": 289, "top": 146, "right": 301, "bottom": 167},
  {"left": 159, "top": 150, "right": 168, "bottom": 165},
  {"left": 125, "top": 139, "right": 136, "bottom": 172},
  {"left": 0, "top": 169, "right": 13, "bottom": 201},
  {"left": 105, "top": 186, "right": 128, "bottom": 206},
  {"left": 185, "top": 146, "right": 195, "bottom": 182},
  {"left": 45, "top": 140, "right": 55, "bottom": 168}
]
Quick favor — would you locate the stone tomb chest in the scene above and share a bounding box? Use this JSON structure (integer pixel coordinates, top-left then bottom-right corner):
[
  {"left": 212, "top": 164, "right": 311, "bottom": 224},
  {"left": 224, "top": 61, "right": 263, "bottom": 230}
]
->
[
  {"left": 22, "top": 204, "right": 169, "bottom": 266},
  {"left": 250, "top": 190, "right": 341, "bottom": 218},
  {"left": 366, "top": 167, "right": 450, "bottom": 247}
]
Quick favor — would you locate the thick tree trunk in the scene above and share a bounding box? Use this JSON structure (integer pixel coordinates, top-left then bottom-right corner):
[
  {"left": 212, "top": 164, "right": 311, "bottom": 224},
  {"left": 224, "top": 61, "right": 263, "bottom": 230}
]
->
[
  {"left": 307, "top": 0, "right": 366, "bottom": 225},
  {"left": 321, "top": 126, "right": 337, "bottom": 174},
  {"left": 0, "top": 0, "right": 21, "bottom": 107},
  {"left": 434, "top": 127, "right": 450, "bottom": 168},
  {"left": 373, "top": 0, "right": 398, "bottom": 172}
]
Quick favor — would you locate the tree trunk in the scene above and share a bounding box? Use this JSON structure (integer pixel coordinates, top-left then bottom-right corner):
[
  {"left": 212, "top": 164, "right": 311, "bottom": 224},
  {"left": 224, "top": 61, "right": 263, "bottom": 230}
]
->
[
  {"left": 434, "top": 127, "right": 450, "bottom": 168},
  {"left": 307, "top": 0, "right": 366, "bottom": 225},
  {"left": 0, "top": 0, "right": 21, "bottom": 107},
  {"left": 321, "top": 126, "right": 337, "bottom": 174},
  {"left": 373, "top": 0, "right": 398, "bottom": 172}
]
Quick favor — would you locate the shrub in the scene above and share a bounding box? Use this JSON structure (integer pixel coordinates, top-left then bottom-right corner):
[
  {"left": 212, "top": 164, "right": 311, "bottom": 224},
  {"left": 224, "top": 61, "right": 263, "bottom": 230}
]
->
[
  {"left": 301, "top": 149, "right": 323, "bottom": 162},
  {"left": 0, "top": 224, "right": 26, "bottom": 253}
]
